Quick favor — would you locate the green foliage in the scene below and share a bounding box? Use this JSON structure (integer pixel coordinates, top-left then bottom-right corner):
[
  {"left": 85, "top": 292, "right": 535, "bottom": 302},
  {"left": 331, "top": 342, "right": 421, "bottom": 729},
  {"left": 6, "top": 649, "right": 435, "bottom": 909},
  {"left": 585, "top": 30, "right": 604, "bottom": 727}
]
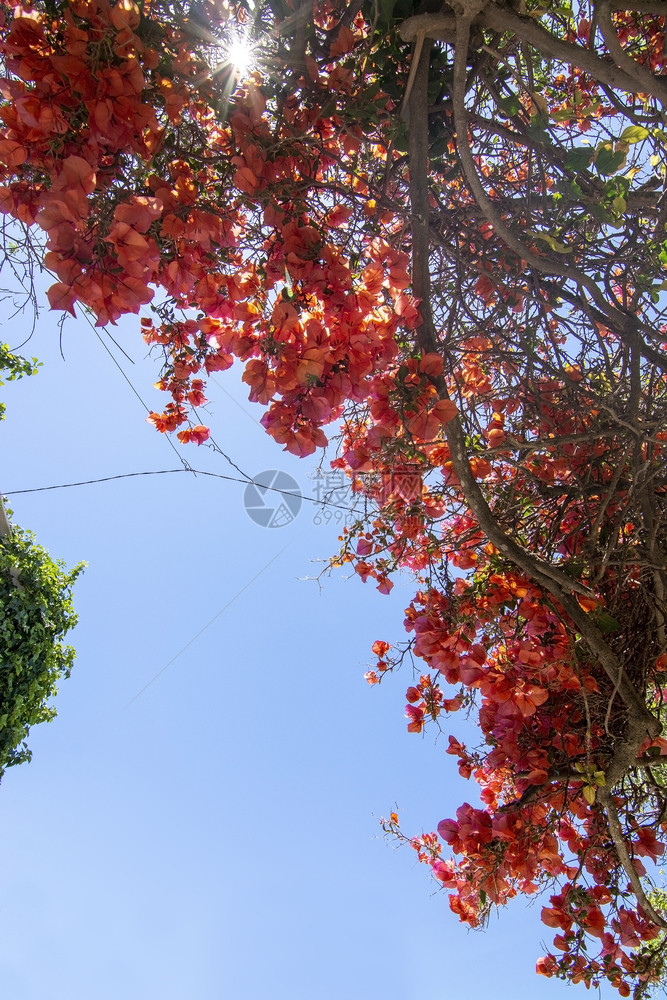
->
[
  {"left": 0, "top": 525, "right": 84, "bottom": 778},
  {"left": 0, "top": 343, "right": 40, "bottom": 421},
  {"left": 0, "top": 341, "right": 83, "bottom": 779}
]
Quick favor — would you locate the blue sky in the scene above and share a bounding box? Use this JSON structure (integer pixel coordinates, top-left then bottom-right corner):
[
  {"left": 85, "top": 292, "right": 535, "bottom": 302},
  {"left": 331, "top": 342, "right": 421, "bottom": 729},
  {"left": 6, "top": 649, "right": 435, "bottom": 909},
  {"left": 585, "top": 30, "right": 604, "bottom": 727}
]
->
[{"left": 0, "top": 300, "right": 612, "bottom": 999}]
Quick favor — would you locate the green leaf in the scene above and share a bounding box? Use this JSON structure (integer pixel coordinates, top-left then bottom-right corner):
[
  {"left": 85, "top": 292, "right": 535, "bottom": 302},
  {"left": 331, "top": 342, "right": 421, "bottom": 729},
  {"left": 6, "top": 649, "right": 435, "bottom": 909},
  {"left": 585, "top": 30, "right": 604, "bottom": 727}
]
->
[
  {"left": 526, "top": 230, "right": 572, "bottom": 253},
  {"left": 583, "top": 784, "right": 596, "bottom": 805},
  {"left": 524, "top": 119, "right": 549, "bottom": 143},
  {"left": 430, "top": 137, "right": 450, "bottom": 157},
  {"left": 619, "top": 125, "right": 649, "bottom": 144},
  {"left": 592, "top": 610, "right": 621, "bottom": 633},
  {"left": 594, "top": 142, "right": 627, "bottom": 175},
  {"left": 378, "top": 0, "right": 397, "bottom": 25},
  {"left": 496, "top": 93, "right": 521, "bottom": 118},
  {"left": 564, "top": 147, "right": 594, "bottom": 172}
]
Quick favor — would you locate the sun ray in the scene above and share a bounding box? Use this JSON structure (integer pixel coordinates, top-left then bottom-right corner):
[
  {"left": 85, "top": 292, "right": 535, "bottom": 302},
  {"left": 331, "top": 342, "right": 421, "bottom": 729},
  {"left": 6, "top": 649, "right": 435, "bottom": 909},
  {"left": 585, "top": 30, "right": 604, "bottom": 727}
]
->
[{"left": 224, "top": 33, "right": 255, "bottom": 77}]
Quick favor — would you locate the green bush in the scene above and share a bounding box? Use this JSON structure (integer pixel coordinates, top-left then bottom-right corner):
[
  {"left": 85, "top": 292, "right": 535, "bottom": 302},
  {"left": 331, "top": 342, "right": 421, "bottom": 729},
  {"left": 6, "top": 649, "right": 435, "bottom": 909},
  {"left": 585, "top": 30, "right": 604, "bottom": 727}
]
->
[
  {"left": 0, "top": 343, "right": 39, "bottom": 422},
  {"left": 0, "top": 525, "right": 84, "bottom": 777}
]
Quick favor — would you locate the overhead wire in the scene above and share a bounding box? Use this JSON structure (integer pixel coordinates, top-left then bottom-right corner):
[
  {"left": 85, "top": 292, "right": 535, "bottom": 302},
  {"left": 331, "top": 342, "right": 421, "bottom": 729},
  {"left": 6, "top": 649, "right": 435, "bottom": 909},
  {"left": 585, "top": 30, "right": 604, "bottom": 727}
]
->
[
  {"left": 18, "top": 263, "right": 340, "bottom": 502},
  {"left": 3, "top": 467, "right": 365, "bottom": 515},
  {"left": 90, "top": 319, "right": 264, "bottom": 484},
  {"left": 89, "top": 323, "right": 194, "bottom": 473},
  {"left": 124, "top": 541, "right": 292, "bottom": 708},
  {"left": 7, "top": 276, "right": 362, "bottom": 515}
]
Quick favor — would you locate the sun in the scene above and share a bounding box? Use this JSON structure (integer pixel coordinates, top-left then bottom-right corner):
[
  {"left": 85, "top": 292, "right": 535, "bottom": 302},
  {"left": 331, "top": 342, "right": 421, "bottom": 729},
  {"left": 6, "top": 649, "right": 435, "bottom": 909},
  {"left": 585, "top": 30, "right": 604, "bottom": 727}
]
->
[{"left": 222, "top": 33, "right": 256, "bottom": 78}]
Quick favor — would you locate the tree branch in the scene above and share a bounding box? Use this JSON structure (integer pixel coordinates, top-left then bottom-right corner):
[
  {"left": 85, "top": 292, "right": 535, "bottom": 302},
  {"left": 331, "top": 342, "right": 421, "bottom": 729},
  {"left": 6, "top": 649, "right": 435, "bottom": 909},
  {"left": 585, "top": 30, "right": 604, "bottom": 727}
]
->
[
  {"left": 599, "top": 786, "right": 667, "bottom": 929},
  {"left": 406, "top": 16, "right": 660, "bottom": 734},
  {"left": 595, "top": 0, "right": 667, "bottom": 105},
  {"left": 400, "top": 5, "right": 662, "bottom": 99},
  {"left": 0, "top": 497, "right": 11, "bottom": 538},
  {"left": 437, "top": 20, "right": 667, "bottom": 375}
]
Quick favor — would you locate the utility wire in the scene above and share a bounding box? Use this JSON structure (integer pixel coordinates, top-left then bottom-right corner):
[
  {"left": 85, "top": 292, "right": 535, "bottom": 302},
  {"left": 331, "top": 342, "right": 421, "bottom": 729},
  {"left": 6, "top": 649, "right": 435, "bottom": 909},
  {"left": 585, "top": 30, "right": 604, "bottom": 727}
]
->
[
  {"left": 209, "top": 374, "right": 259, "bottom": 427},
  {"left": 195, "top": 415, "right": 254, "bottom": 482},
  {"left": 10, "top": 276, "right": 359, "bottom": 513},
  {"left": 3, "top": 467, "right": 364, "bottom": 514},
  {"left": 5, "top": 470, "right": 186, "bottom": 494},
  {"left": 124, "top": 542, "right": 291, "bottom": 707},
  {"left": 89, "top": 324, "right": 193, "bottom": 473},
  {"left": 32, "top": 261, "right": 257, "bottom": 483},
  {"left": 91, "top": 322, "right": 258, "bottom": 484}
]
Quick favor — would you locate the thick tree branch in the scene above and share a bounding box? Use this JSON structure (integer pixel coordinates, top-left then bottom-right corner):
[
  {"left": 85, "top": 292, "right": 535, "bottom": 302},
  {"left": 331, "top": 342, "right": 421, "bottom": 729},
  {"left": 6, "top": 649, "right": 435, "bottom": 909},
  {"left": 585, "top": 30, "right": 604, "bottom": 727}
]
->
[
  {"left": 0, "top": 498, "right": 11, "bottom": 538},
  {"left": 596, "top": 0, "right": 667, "bottom": 104},
  {"left": 406, "top": 19, "right": 660, "bottom": 734},
  {"left": 419, "top": 15, "right": 667, "bottom": 376},
  {"left": 453, "top": 110, "right": 667, "bottom": 376},
  {"left": 599, "top": 786, "right": 667, "bottom": 929},
  {"left": 483, "top": 3, "right": 667, "bottom": 103},
  {"left": 400, "top": 5, "right": 664, "bottom": 100}
]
